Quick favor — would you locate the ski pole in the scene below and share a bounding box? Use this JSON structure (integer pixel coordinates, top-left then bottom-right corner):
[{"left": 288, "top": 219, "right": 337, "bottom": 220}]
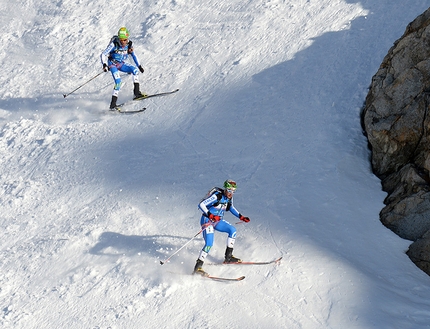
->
[
  {"left": 62, "top": 71, "right": 104, "bottom": 98},
  {"left": 160, "top": 224, "right": 211, "bottom": 265}
]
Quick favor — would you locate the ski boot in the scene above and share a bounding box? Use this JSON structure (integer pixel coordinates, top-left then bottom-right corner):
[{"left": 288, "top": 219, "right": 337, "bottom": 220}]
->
[
  {"left": 133, "top": 83, "right": 148, "bottom": 100},
  {"left": 193, "top": 259, "right": 206, "bottom": 275},
  {"left": 224, "top": 247, "right": 242, "bottom": 263},
  {"left": 109, "top": 95, "right": 118, "bottom": 110}
]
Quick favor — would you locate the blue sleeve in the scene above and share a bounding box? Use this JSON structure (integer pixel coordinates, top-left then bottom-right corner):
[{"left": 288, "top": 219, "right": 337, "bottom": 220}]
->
[
  {"left": 229, "top": 202, "right": 240, "bottom": 218},
  {"left": 101, "top": 42, "right": 114, "bottom": 65},
  {"left": 130, "top": 51, "right": 140, "bottom": 67},
  {"left": 198, "top": 194, "right": 219, "bottom": 215}
]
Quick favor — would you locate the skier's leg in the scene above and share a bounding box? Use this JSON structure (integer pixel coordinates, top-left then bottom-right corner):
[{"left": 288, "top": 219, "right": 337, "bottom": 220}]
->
[
  {"left": 194, "top": 216, "right": 214, "bottom": 273},
  {"left": 120, "top": 63, "right": 146, "bottom": 98},
  {"left": 215, "top": 221, "right": 241, "bottom": 263},
  {"left": 109, "top": 67, "right": 121, "bottom": 109}
]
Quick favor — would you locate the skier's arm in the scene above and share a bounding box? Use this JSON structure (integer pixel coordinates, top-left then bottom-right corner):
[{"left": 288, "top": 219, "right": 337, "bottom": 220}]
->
[
  {"left": 229, "top": 203, "right": 240, "bottom": 218},
  {"left": 230, "top": 203, "right": 250, "bottom": 222},
  {"left": 100, "top": 42, "right": 114, "bottom": 66},
  {"left": 198, "top": 194, "right": 218, "bottom": 216},
  {"left": 128, "top": 40, "right": 140, "bottom": 67},
  {"left": 132, "top": 52, "right": 144, "bottom": 73},
  {"left": 131, "top": 52, "right": 140, "bottom": 66},
  {"left": 128, "top": 41, "right": 144, "bottom": 73}
]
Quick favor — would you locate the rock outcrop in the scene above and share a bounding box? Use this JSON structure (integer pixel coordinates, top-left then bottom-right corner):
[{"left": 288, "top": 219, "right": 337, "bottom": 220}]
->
[{"left": 362, "top": 8, "right": 430, "bottom": 275}]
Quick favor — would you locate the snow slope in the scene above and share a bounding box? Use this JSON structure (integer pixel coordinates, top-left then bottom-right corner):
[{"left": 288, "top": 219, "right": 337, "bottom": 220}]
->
[{"left": 1, "top": 0, "right": 430, "bottom": 328}]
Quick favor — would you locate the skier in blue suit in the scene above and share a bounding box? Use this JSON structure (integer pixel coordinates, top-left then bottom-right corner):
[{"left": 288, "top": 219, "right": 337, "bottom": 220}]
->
[
  {"left": 100, "top": 27, "right": 147, "bottom": 109},
  {"left": 194, "top": 179, "right": 250, "bottom": 274}
]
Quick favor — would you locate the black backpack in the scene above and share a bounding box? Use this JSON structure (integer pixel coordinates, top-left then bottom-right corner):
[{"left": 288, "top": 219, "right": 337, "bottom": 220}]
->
[{"left": 200, "top": 186, "right": 231, "bottom": 210}]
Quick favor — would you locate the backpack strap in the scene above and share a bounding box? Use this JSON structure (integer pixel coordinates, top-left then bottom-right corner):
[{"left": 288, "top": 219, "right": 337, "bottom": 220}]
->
[
  {"left": 226, "top": 199, "right": 232, "bottom": 211},
  {"left": 210, "top": 190, "right": 223, "bottom": 207},
  {"left": 127, "top": 40, "right": 133, "bottom": 54}
]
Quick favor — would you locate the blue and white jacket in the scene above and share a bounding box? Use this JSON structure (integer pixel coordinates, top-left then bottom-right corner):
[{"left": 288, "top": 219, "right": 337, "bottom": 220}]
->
[
  {"left": 199, "top": 190, "right": 241, "bottom": 220},
  {"left": 100, "top": 36, "right": 141, "bottom": 67}
]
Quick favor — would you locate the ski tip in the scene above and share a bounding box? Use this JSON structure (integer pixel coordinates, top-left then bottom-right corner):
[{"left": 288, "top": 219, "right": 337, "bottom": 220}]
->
[
  {"left": 237, "top": 276, "right": 246, "bottom": 281},
  {"left": 113, "top": 107, "right": 146, "bottom": 114},
  {"left": 192, "top": 270, "right": 245, "bottom": 281},
  {"left": 160, "top": 261, "right": 164, "bottom": 265},
  {"left": 63, "top": 94, "right": 67, "bottom": 98},
  {"left": 210, "top": 275, "right": 245, "bottom": 282}
]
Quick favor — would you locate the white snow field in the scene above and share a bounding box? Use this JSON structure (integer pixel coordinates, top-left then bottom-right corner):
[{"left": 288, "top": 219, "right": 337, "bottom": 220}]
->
[{"left": 1, "top": 0, "right": 430, "bottom": 328}]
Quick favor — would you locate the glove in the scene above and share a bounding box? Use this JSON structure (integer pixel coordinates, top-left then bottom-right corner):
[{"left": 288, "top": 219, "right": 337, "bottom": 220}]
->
[
  {"left": 208, "top": 212, "right": 221, "bottom": 222},
  {"left": 138, "top": 65, "right": 144, "bottom": 73},
  {"left": 239, "top": 214, "right": 250, "bottom": 223},
  {"left": 103, "top": 63, "right": 109, "bottom": 72}
]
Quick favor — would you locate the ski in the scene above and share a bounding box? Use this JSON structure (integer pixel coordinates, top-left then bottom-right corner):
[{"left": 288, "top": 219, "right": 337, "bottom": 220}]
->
[
  {"left": 111, "top": 107, "right": 146, "bottom": 114},
  {"left": 133, "top": 88, "right": 179, "bottom": 101},
  {"left": 110, "top": 89, "right": 179, "bottom": 112},
  {"left": 194, "top": 271, "right": 245, "bottom": 282},
  {"left": 208, "top": 256, "right": 283, "bottom": 266},
  {"left": 206, "top": 275, "right": 245, "bottom": 282}
]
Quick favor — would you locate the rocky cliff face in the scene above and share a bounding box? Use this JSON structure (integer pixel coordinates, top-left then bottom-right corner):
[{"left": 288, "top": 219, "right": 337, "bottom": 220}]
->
[{"left": 362, "top": 8, "right": 430, "bottom": 275}]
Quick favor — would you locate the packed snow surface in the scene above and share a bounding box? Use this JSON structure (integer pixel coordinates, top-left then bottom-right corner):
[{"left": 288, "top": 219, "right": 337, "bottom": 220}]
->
[{"left": 1, "top": 0, "right": 430, "bottom": 328}]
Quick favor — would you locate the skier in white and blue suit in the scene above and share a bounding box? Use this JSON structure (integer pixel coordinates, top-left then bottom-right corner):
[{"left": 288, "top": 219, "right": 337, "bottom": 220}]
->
[
  {"left": 193, "top": 179, "right": 250, "bottom": 274},
  {"left": 100, "top": 27, "right": 147, "bottom": 109}
]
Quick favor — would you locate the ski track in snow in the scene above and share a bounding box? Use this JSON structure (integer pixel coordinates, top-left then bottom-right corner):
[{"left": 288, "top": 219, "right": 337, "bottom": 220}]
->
[{"left": 1, "top": 0, "right": 430, "bottom": 328}]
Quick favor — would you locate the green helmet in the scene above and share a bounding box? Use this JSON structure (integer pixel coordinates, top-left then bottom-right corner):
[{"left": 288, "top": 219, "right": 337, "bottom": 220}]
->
[
  {"left": 224, "top": 179, "right": 237, "bottom": 191},
  {"left": 118, "top": 27, "right": 130, "bottom": 40}
]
